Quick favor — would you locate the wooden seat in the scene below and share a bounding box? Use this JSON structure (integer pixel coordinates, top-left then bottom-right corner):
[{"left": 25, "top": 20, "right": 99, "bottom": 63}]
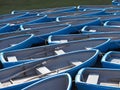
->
[
  {"left": 71, "top": 61, "right": 82, "bottom": 66},
  {"left": 24, "top": 28, "right": 31, "bottom": 30},
  {"left": 10, "top": 44, "right": 17, "bottom": 47},
  {"left": 111, "top": 59, "right": 120, "bottom": 64},
  {"left": 60, "top": 40, "right": 68, "bottom": 43},
  {"left": 0, "top": 82, "right": 2, "bottom": 87},
  {"left": 7, "top": 56, "right": 17, "bottom": 62},
  {"left": 89, "top": 29, "right": 96, "bottom": 32},
  {"left": 54, "top": 49, "right": 65, "bottom": 55},
  {"left": 118, "top": 81, "right": 120, "bottom": 87},
  {"left": 86, "top": 74, "right": 99, "bottom": 84},
  {"left": 100, "top": 82, "right": 119, "bottom": 87},
  {"left": 36, "top": 66, "right": 51, "bottom": 74},
  {"left": 85, "top": 47, "right": 92, "bottom": 50}
]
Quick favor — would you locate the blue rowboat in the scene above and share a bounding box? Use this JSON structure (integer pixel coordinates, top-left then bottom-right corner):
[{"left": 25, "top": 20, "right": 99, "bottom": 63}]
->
[
  {"left": 0, "top": 14, "right": 48, "bottom": 25},
  {"left": 20, "top": 17, "right": 100, "bottom": 31},
  {"left": 67, "top": 14, "right": 120, "bottom": 23},
  {"left": 47, "top": 9, "right": 105, "bottom": 16},
  {"left": 22, "top": 73, "right": 72, "bottom": 90},
  {"left": 46, "top": 9, "right": 105, "bottom": 22},
  {"left": 79, "top": 7, "right": 120, "bottom": 15},
  {"left": 0, "top": 14, "right": 49, "bottom": 33},
  {"left": 113, "top": 11, "right": 120, "bottom": 15},
  {"left": 101, "top": 51, "right": 120, "bottom": 69},
  {"left": 105, "top": 8, "right": 120, "bottom": 14},
  {"left": 48, "top": 32, "right": 120, "bottom": 50},
  {"left": 112, "top": 0, "right": 120, "bottom": 6},
  {"left": 0, "top": 18, "right": 100, "bottom": 40},
  {"left": 0, "top": 24, "right": 71, "bottom": 41},
  {"left": 96, "top": 14, "right": 120, "bottom": 22},
  {"left": 0, "top": 13, "right": 52, "bottom": 33},
  {"left": 57, "top": 12, "right": 120, "bottom": 23},
  {"left": 0, "top": 49, "right": 99, "bottom": 89},
  {"left": 47, "top": 38, "right": 110, "bottom": 53},
  {"left": 40, "top": 6, "right": 77, "bottom": 14},
  {"left": 77, "top": 5, "right": 114, "bottom": 10},
  {"left": 57, "top": 17, "right": 102, "bottom": 26},
  {"left": 89, "top": 14, "right": 120, "bottom": 22},
  {"left": 104, "top": 21, "right": 120, "bottom": 27},
  {"left": 57, "top": 18, "right": 101, "bottom": 30},
  {"left": 75, "top": 68, "right": 120, "bottom": 90},
  {"left": 11, "top": 6, "right": 77, "bottom": 14},
  {"left": 81, "top": 26, "right": 120, "bottom": 33},
  {"left": 0, "top": 12, "right": 30, "bottom": 22},
  {"left": 0, "top": 34, "right": 34, "bottom": 52},
  {"left": 19, "top": 22, "right": 64, "bottom": 30},
  {"left": 0, "top": 24, "right": 8, "bottom": 28},
  {"left": 0, "top": 74, "right": 72, "bottom": 90},
  {"left": 0, "top": 24, "right": 21, "bottom": 33},
  {"left": 0, "top": 38, "right": 109, "bottom": 63},
  {"left": 0, "top": 24, "right": 12, "bottom": 32},
  {"left": 0, "top": 13, "right": 37, "bottom": 33}
]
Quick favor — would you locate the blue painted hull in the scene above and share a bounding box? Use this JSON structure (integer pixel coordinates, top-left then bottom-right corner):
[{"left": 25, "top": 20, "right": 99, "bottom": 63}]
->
[
  {"left": 75, "top": 68, "right": 120, "bottom": 90},
  {"left": 11, "top": 6, "right": 77, "bottom": 14},
  {"left": 102, "top": 51, "right": 120, "bottom": 68},
  {"left": 112, "top": 0, "right": 120, "bottom": 6},
  {"left": 48, "top": 32, "right": 120, "bottom": 50},
  {"left": 81, "top": 26, "right": 120, "bottom": 33},
  {"left": 0, "top": 38, "right": 109, "bottom": 64},
  {"left": 0, "top": 49, "right": 99, "bottom": 89},
  {"left": 22, "top": 73, "right": 72, "bottom": 90},
  {"left": 48, "top": 37, "right": 110, "bottom": 53},
  {"left": 104, "top": 21, "right": 120, "bottom": 27},
  {"left": 0, "top": 34, "right": 34, "bottom": 52}
]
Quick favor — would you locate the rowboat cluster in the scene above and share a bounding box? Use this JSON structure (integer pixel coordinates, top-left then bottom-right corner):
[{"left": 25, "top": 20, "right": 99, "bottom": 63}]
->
[{"left": 0, "top": 1, "right": 120, "bottom": 90}]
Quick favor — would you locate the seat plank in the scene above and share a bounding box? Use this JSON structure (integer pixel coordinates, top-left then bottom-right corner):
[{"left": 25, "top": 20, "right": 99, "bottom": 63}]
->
[
  {"left": 85, "top": 47, "right": 92, "bottom": 50},
  {"left": 36, "top": 66, "right": 51, "bottom": 74},
  {"left": 60, "top": 40, "right": 68, "bottom": 43},
  {"left": 89, "top": 29, "right": 96, "bottom": 32},
  {"left": 71, "top": 61, "right": 82, "bottom": 66},
  {"left": 111, "top": 59, "right": 120, "bottom": 64},
  {"left": 100, "top": 82, "right": 118, "bottom": 87},
  {"left": 0, "top": 82, "right": 2, "bottom": 87},
  {"left": 7, "top": 56, "right": 17, "bottom": 62},
  {"left": 10, "top": 44, "right": 17, "bottom": 47},
  {"left": 54, "top": 49, "right": 65, "bottom": 55},
  {"left": 86, "top": 74, "right": 99, "bottom": 84}
]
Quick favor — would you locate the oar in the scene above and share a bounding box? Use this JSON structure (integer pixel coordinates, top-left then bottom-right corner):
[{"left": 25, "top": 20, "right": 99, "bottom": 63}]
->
[
  {"left": 1, "top": 61, "right": 47, "bottom": 82},
  {"left": 26, "top": 64, "right": 75, "bottom": 82}
]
